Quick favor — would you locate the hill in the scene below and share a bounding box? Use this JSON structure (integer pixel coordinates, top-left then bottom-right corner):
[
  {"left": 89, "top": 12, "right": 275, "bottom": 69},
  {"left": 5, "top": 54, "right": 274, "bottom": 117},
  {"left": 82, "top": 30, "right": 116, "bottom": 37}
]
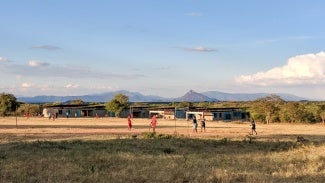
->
[
  {"left": 174, "top": 90, "right": 218, "bottom": 102},
  {"left": 202, "top": 91, "right": 308, "bottom": 101},
  {"left": 17, "top": 90, "right": 308, "bottom": 103}
]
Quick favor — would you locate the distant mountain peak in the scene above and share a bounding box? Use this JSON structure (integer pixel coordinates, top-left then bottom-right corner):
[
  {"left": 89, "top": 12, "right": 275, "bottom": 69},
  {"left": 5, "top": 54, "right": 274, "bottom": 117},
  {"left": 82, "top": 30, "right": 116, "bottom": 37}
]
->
[{"left": 175, "top": 90, "right": 218, "bottom": 102}]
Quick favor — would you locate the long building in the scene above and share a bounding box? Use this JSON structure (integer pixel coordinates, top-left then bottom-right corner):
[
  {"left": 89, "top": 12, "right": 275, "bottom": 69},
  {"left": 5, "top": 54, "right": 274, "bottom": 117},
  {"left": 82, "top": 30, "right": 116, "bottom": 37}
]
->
[{"left": 43, "top": 104, "right": 249, "bottom": 121}]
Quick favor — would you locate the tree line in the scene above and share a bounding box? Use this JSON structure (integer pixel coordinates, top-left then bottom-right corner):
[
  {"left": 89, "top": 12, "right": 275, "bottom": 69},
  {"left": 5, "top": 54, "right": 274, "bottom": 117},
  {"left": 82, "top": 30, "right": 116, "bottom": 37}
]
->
[{"left": 1, "top": 92, "right": 324, "bottom": 124}]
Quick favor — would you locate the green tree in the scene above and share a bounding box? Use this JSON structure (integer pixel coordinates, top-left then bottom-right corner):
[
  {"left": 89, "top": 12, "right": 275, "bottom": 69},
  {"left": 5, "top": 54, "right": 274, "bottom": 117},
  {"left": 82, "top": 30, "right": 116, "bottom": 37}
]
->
[
  {"left": 105, "top": 94, "right": 129, "bottom": 117},
  {"left": 319, "top": 104, "right": 325, "bottom": 125},
  {"left": 0, "top": 93, "right": 20, "bottom": 117},
  {"left": 177, "top": 101, "right": 191, "bottom": 109},
  {"left": 302, "top": 102, "right": 322, "bottom": 123},
  {"left": 69, "top": 99, "right": 84, "bottom": 105},
  {"left": 197, "top": 102, "right": 212, "bottom": 109},
  {"left": 250, "top": 95, "right": 284, "bottom": 124},
  {"left": 17, "top": 104, "right": 42, "bottom": 116},
  {"left": 280, "top": 102, "right": 305, "bottom": 123},
  {"left": 320, "top": 111, "right": 325, "bottom": 125}
]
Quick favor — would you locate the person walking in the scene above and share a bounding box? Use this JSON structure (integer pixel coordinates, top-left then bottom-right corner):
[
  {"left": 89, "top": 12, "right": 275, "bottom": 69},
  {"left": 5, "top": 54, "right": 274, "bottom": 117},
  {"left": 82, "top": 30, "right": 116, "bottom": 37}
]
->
[
  {"left": 127, "top": 114, "right": 133, "bottom": 131},
  {"left": 150, "top": 115, "right": 157, "bottom": 133},
  {"left": 201, "top": 117, "right": 206, "bottom": 132},
  {"left": 251, "top": 119, "right": 257, "bottom": 135},
  {"left": 192, "top": 116, "right": 198, "bottom": 133}
]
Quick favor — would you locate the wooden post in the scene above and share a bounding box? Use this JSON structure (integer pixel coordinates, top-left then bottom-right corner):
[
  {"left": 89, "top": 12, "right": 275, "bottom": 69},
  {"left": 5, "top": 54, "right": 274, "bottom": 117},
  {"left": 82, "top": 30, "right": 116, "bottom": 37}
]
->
[{"left": 15, "top": 105, "right": 17, "bottom": 128}]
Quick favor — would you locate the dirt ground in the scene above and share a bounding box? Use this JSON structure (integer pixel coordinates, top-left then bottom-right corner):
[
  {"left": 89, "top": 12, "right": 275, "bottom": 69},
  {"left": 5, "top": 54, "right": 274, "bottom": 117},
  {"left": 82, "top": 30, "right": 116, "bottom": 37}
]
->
[{"left": 1, "top": 117, "right": 325, "bottom": 143}]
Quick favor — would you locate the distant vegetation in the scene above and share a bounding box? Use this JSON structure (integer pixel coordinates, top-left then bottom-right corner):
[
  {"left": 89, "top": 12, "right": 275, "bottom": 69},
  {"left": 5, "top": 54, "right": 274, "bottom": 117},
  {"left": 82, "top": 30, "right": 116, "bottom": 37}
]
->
[{"left": 1, "top": 92, "right": 324, "bottom": 124}]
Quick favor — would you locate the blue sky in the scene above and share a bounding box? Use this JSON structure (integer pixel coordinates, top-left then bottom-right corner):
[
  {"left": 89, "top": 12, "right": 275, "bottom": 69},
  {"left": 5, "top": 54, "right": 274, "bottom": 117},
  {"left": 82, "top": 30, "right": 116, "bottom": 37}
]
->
[{"left": 0, "top": 0, "right": 324, "bottom": 100}]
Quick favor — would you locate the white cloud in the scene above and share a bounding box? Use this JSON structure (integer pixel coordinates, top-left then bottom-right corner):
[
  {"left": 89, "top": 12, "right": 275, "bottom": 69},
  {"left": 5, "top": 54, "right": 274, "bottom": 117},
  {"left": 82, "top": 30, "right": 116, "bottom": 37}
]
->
[
  {"left": 0, "top": 57, "right": 9, "bottom": 62},
  {"left": 28, "top": 60, "right": 50, "bottom": 67},
  {"left": 65, "top": 84, "right": 79, "bottom": 89},
  {"left": 235, "top": 51, "right": 325, "bottom": 85},
  {"left": 183, "top": 46, "right": 217, "bottom": 52},
  {"left": 22, "top": 83, "right": 32, "bottom": 88}
]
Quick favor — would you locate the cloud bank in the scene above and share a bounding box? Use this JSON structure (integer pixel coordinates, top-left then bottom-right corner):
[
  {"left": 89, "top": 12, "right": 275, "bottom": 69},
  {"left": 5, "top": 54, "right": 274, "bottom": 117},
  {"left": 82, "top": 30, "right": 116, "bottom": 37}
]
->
[
  {"left": 0, "top": 57, "right": 9, "bottom": 62},
  {"left": 0, "top": 61, "right": 146, "bottom": 79},
  {"left": 236, "top": 52, "right": 325, "bottom": 85},
  {"left": 28, "top": 60, "right": 50, "bottom": 67},
  {"left": 31, "top": 45, "right": 61, "bottom": 50}
]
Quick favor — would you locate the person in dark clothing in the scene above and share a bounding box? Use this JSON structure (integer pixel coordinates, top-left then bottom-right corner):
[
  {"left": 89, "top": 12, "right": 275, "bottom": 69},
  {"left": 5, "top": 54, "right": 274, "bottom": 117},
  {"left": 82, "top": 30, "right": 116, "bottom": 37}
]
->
[
  {"left": 251, "top": 119, "right": 257, "bottom": 135},
  {"left": 201, "top": 117, "right": 206, "bottom": 132},
  {"left": 192, "top": 116, "right": 198, "bottom": 133}
]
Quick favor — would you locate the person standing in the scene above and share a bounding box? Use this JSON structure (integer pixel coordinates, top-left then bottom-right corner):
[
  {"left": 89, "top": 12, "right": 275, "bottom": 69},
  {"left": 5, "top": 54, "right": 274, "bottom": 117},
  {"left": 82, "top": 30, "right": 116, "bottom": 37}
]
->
[
  {"left": 127, "top": 114, "right": 133, "bottom": 131},
  {"left": 201, "top": 117, "right": 206, "bottom": 132},
  {"left": 192, "top": 116, "right": 198, "bottom": 133},
  {"left": 251, "top": 119, "right": 257, "bottom": 135},
  {"left": 150, "top": 115, "right": 157, "bottom": 133}
]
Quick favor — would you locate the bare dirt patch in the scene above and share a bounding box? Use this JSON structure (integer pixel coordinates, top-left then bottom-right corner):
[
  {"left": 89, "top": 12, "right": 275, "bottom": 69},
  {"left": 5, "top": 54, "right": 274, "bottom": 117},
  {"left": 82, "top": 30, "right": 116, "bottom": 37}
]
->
[{"left": 1, "top": 117, "right": 324, "bottom": 143}]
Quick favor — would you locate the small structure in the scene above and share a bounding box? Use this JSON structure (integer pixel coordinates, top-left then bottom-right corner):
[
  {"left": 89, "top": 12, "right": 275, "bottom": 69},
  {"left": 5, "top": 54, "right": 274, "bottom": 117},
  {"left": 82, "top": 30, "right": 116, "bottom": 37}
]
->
[
  {"left": 129, "top": 106, "right": 149, "bottom": 118},
  {"left": 211, "top": 108, "right": 248, "bottom": 121},
  {"left": 43, "top": 104, "right": 107, "bottom": 118},
  {"left": 149, "top": 110, "right": 165, "bottom": 118}
]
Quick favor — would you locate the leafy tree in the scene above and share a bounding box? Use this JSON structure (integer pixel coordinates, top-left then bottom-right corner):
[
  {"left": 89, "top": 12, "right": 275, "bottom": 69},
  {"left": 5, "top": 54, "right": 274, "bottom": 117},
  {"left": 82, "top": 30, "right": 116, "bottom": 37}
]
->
[
  {"left": 177, "top": 102, "right": 191, "bottom": 109},
  {"left": 280, "top": 102, "right": 305, "bottom": 123},
  {"left": 250, "top": 95, "right": 284, "bottom": 124},
  {"left": 302, "top": 102, "right": 322, "bottom": 123},
  {"left": 320, "top": 111, "right": 325, "bottom": 125},
  {"left": 17, "top": 104, "right": 42, "bottom": 116},
  {"left": 105, "top": 94, "right": 129, "bottom": 117},
  {"left": 69, "top": 99, "right": 85, "bottom": 105},
  {"left": 0, "top": 93, "right": 20, "bottom": 117},
  {"left": 196, "top": 102, "right": 211, "bottom": 109},
  {"left": 319, "top": 104, "right": 325, "bottom": 125},
  {"left": 52, "top": 102, "right": 62, "bottom": 106}
]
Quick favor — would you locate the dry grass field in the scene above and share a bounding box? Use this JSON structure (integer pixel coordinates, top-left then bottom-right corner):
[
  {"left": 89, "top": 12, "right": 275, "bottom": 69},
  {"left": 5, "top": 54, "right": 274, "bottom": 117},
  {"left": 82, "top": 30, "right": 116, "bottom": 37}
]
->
[
  {"left": 1, "top": 117, "right": 324, "bottom": 142},
  {"left": 1, "top": 117, "right": 325, "bottom": 182}
]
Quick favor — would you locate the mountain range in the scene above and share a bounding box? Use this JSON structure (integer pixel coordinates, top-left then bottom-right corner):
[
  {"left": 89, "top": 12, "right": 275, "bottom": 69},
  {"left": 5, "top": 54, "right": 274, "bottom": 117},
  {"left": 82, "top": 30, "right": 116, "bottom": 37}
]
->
[{"left": 17, "top": 90, "right": 308, "bottom": 103}]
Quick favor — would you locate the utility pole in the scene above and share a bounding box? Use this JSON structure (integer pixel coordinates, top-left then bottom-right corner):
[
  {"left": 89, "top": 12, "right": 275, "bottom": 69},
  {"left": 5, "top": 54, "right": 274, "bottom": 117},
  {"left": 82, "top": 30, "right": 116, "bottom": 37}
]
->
[
  {"left": 15, "top": 105, "right": 18, "bottom": 128},
  {"left": 174, "top": 105, "right": 177, "bottom": 133}
]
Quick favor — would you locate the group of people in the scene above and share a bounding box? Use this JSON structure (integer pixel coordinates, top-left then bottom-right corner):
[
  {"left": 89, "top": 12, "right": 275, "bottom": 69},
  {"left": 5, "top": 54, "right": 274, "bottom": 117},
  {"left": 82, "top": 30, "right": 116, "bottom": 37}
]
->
[
  {"left": 192, "top": 116, "right": 206, "bottom": 133},
  {"left": 127, "top": 114, "right": 158, "bottom": 132},
  {"left": 192, "top": 116, "right": 257, "bottom": 134},
  {"left": 127, "top": 114, "right": 258, "bottom": 135},
  {"left": 48, "top": 112, "right": 57, "bottom": 121}
]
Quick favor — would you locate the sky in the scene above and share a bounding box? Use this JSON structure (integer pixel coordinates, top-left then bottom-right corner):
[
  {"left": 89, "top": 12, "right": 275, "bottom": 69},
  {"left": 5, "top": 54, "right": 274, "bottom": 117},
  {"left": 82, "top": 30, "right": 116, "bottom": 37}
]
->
[{"left": 0, "top": 0, "right": 324, "bottom": 100}]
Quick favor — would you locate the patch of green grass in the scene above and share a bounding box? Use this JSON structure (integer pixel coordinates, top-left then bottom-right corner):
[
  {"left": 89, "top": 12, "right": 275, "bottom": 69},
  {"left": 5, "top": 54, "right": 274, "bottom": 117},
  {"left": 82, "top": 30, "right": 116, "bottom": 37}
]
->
[{"left": 0, "top": 134, "right": 324, "bottom": 182}]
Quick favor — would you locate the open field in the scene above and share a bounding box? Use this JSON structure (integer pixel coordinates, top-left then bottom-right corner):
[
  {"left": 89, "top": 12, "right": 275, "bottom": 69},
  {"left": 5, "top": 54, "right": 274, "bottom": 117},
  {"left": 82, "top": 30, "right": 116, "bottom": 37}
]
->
[{"left": 1, "top": 117, "right": 325, "bottom": 182}]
